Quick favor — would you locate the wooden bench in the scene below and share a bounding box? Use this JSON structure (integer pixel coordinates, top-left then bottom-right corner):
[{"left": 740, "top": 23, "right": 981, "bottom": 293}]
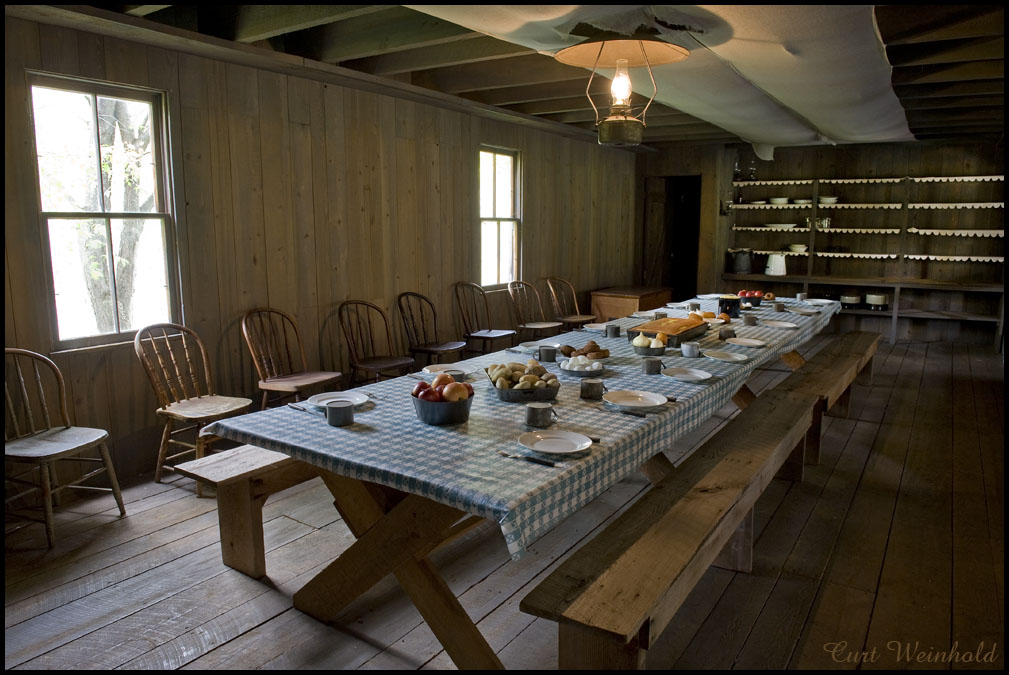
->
[
  {"left": 520, "top": 389, "right": 818, "bottom": 669},
  {"left": 175, "top": 445, "right": 318, "bottom": 578},
  {"left": 773, "top": 331, "right": 880, "bottom": 464}
]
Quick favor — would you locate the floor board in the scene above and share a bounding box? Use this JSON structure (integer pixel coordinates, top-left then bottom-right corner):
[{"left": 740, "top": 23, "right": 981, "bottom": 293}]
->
[{"left": 5, "top": 340, "right": 1004, "bottom": 670}]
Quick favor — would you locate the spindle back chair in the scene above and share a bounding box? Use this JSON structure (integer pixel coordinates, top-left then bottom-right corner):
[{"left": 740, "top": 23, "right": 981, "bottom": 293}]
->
[
  {"left": 338, "top": 301, "right": 415, "bottom": 383},
  {"left": 241, "top": 308, "right": 342, "bottom": 409},
  {"left": 396, "top": 292, "right": 466, "bottom": 366},
  {"left": 5, "top": 348, "right": 125, "bottom": 547},
  {"left": 546, "top": 277, "right": 596, "bottom": 328},
  {"left": 507, "top": 280, "right": 563, "bottom": 339},
  {"left": 453, "top": 282, "right": 516, "bottom": 353},
  {"left": 134, "top": 324, "right": 252, "bottom": 486}
]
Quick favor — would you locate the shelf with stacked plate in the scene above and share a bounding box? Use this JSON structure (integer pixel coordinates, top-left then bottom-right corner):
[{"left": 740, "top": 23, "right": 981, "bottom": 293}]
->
[{"left": 723, "top": 174, "right": 1003, "bottom": 345}]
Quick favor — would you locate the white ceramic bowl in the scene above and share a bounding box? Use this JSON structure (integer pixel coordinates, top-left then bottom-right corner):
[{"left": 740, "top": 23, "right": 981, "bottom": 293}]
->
[
  {"left": 818, "top": 196, "right": 838, "bottom": 204},
  {"left": 789, "top": 244, "right": 808, "bottom": 252},
  {"left": 769, "top": 197, "right": 789, "bottom": 205}
]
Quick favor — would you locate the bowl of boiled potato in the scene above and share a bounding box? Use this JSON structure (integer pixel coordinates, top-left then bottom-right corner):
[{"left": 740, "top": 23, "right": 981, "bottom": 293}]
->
[{"left": 485, "top": 360, "right": 560, "bottom": 401}]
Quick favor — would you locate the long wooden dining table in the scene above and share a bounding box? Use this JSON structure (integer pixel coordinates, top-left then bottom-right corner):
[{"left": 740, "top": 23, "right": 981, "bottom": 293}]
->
[{"left": 202, "top": 295, "right": 840, "bottom": 669}]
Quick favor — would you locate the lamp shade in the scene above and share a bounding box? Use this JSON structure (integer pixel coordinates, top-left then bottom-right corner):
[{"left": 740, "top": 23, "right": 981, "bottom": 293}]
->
[{"left": 555, "top": 38, "right": 688, "bottom": 68}]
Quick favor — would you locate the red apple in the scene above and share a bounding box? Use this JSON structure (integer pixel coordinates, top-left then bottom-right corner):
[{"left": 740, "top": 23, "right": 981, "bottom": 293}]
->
[
  {"left": 754, "top": 290, "right": 764, "bottom": 298},
  {"left": 462, "top": 382, "right": 474, "bottom": 396},
  {"left": 434, "top": 384, "right": 448, "bottom": 398},
  {"left": 443, "top": 382, "right": 469, "bottom": 402},
  {"left": 431, "top": 373, "right": 456, "bottom": 388},
  {"left": 737, "top": 289, "right": 748, "bottom": 297},
  {"left": 418, "top": 387, "right": 442, "bottom": 403},
  {"left": 412, "top": 381, "right": 431, "bottom": 397},
  {"left": 741, "top": 290, "right": 752, "bottom": 298}
]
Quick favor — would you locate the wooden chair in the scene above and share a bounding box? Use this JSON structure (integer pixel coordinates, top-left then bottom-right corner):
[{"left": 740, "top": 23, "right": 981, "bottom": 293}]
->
[
  {"left": 338, "top": 300, "right": 415, "bottom": 383},
  {"left": 507, "top": 280, "right": 563, "bottom": 340},
  {"left": 546, "top": 277, "right": 596, "bottom": 328},
  {"left": 134, "top": 323, "right": 253, "bottom": 487},
  {"left": 453, "top": 282, "right": 516, "bottom": 354},
  {"left": 5, "top": 348, "right": 126, "bottom": 548},
  {"left": 241, "top": 308, "right": 343, "bottom": 409},
  {"left": 396, "top": 292, "right": 467, "bottom": 367}
]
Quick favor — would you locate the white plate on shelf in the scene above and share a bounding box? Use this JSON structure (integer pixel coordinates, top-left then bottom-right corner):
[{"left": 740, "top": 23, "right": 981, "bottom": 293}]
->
[
  {"left": 307, "top": 391, "right": 369, "bottom": 408},
  {"left": 793, "top": 199, "right": 813, "bottom": 204},
  {"left": 518, "top": 430, "right": 593, "bottom": 455},
  {"left": 765, "top": 223, "right": 797, "bottom": 228},
  {"left": 726, "top": 338, "right": 766, "bottom": 348},
  {"left": 763, "top": 319, "right": 799, "bottom": 329},
  {"left": 583, "top": 323, "right": 607, "bottom": 331},
  {"left": 803, "top": 298, "right": 834, "bottom": 306},
  {"left": 662, "top": 367, "right": 712, "bottom": 382},
  {"left": 603, "top": 390, "right": 668, "bottom": 408},
  {"left": 749, "top": 200, "right": 767, "bottom": 205},
  {"left": 422, "top": 364, "right": 477, "bottom": 377},
  {"left": 703, "top": 350, "right": 748, "bottom": 363}
]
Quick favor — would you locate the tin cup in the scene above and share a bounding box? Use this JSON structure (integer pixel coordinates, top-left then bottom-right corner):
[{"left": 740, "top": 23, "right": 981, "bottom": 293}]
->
[
  {"left": 688, "top": 302, "right": 701, "bottom": 312},
  {"left": 774, "top": 301, "right": 785, "bottom": 312},
  {"left": 796, "top": 292, "right": 808, "bottom": 302},
  {"left": 681, "top": 341, "right": 700, "bottom": 358},
  {"left": 443, "top": 369, "right": 467, "bottom": 382},
  {"left": 605, "top": 325, "right": 621, "bottom": 338},
  {"left": 743, "top": 315, "right": 757, "bottom": 327},
  {"left": 526, "top": 402, "right": 557, "bottom": 428},
  {"left": 653, "top": 311, "right": 667, "bottom": 320},
  {"left": 535, "top": 345, "right": 557, "bottom": 362},
  {"left": 642, "top": 357, "right": 664, "bottom": 375},
  {"left": 580, "top": 378, "right": 605, "bottom": 400},
  {"left": 326, "top": 401, "right": 354, "bottom": 427},
  {"left": 718, "top": 327, "right": 737, "bottom": 340}
]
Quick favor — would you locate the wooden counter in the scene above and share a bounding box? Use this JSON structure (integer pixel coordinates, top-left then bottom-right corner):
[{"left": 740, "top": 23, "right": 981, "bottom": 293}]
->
[{"left": 590, "top": 287, "right": 673, "bottom": 322}]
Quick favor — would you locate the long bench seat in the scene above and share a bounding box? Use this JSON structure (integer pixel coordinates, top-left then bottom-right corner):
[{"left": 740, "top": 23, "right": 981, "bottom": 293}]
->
[{"left": 520, "top": 389, "right": 819, "bottom": 670}]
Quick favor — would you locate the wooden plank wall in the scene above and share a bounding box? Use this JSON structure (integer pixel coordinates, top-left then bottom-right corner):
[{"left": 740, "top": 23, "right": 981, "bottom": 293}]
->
[{"left": 4, "top": 16, "right": 638, "bottom": 481}]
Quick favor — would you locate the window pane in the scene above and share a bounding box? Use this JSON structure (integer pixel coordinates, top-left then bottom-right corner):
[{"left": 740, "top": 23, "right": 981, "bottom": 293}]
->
[
  {"left": 481, "top": 220, "right": 498, "bottom": 286},
  {"left": 111, "top": 219, "right": 171, "bottom": 331},
  {"left": 479, "top": 151, "right": 495, "bottom": 218},
  {"left": 494, "top": 154, "right": 513, "bottom": 218},
  {"left": 47, "top": 219, "right": 116, "bottom": 340},
  {"left": 31, "top": 87, "right": 102, "bottom": 213},
  {"left": 499, "top": 221, "right": 516, "bottom": 283},
  {"left": 98, "top": 96, "right": 157, "bottom": 213}
]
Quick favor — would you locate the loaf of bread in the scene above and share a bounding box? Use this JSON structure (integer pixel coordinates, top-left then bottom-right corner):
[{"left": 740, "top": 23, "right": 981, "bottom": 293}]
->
[{"left": 630, "top": 315, "right": 705, "bottom": 335}]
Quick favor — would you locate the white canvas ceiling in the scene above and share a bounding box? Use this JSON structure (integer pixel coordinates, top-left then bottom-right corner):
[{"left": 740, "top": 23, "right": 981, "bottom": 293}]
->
[{"left": 410, "top": 5, "right": 916, "bottom": 157}]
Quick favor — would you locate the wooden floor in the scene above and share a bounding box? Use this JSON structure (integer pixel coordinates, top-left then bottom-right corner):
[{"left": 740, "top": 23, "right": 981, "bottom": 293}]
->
[{"left": 5, "top": 339, "right": 1004, "bottom": 670}]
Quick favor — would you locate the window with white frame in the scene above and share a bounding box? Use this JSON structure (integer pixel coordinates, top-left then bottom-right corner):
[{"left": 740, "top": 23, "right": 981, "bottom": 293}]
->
[
  {"left": 28, "top": 75, "right": 177, "bottom": 347},
  {"left": 479, "top": 148, "right": 519, "bottom": 286}
]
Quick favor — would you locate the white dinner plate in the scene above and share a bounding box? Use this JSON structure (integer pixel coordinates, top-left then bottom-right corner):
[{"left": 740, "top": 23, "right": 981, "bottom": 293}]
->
[
  {"left": 787, "top": 307, "right": 817, "bottom": 317},
  {"left": 703, "top": 318, "right": 725, "bottom": 326},
  {"left": 603, "top": 390, "right": 668, "bottom": 408},
  {"left": 726, "top": 338, "right": 766, "bottom": 348},
  {"left": 583, "top": 323, "right": 607, "bottom": 331},
  {"left": 518, "top": 341, "right": 562, "bottom": 352},
  {"left": 703, "top": 350, "right": 748, "bottom": 363},
  {"left": 307, "top": 391, "right": 369, "bottom": 408},
  {"left": 518, "top": 430, "right": 592, "bottom": 455},
  {"left": 803, "top": 298, "right": 834, "bottom": 306},
  {"left": 697, "top": 293, "right": 722, "bottom": 299},
  {"left": 661, "top": 367, "right": 712, "bottom": 382},
  {"left": 749, "top": 200, "right": 767, "bottom": 205},
  {"left": 763, "top": 319, "right": 799, "bottom": 329},
  {"left": 422, "top": 364, "right": 477, "bottom": 376},
  {"left": 632, "top": 310, "right": 659, "bottom": 319},
  {"left": 766, "top": 223, "right": 797, "bottom": 228}
]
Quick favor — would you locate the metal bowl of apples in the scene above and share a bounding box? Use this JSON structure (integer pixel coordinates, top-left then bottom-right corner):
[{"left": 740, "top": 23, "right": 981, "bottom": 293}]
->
[
  {"left": 411, "top": 374, "right": 474, "bottom": 425},
  {"left": 737, "top": 290, "right": 763, "bottom": 307}
]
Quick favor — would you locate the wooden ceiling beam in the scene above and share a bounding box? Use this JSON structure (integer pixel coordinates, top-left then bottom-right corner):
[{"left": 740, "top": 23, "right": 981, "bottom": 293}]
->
[
  {"left": 891, "top": 59, "right": 1003, "bottom": 85},
  {"left": 901, "top": 95, "right": 1004, "bottom": 110},
  {"left": 341, "top": 36, "right": 535, "bottom": 75},
  {"left": 887, "top": 36, "right": 1004, "bottom": 67},
  {"left": 463, "top": 79, "right": 614, "bottom": 107},
  {"left": 875, "top": 5, "right": 1004, "bottom": 45},
  {"left": 906, "top": 106, "right": 1003, "bottom": 123},
  {"left": 506, "top": 94, "right": 659, "bottom": 117},
  {"left": 412, "top": 54, "right": 588, "bottom": 94},
  {"left": 122, "top": 5, "right": 171, "bottom": 17},
  {"left": 228, "top": 5, "right": 389, "bottom": 43},
  {"left": 542, "top": 108, "right": 692, "bottom": 125},
  {"left": 292, "top": 6, "right": 479, "bottom": 63},
  {"left": 894, "top": 79, "right": 1003, "bottom": 98}
]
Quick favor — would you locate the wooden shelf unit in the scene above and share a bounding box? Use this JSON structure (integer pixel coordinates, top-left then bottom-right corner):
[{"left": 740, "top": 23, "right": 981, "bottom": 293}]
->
[{"left": 725, "top": 173, "right": 1004, "bottom": 345}]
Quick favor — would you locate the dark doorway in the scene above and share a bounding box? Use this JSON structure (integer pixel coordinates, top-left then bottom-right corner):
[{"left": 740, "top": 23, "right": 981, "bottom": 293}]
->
[{"left": 661, "top": 176, "right": 701, "bottom": 300}]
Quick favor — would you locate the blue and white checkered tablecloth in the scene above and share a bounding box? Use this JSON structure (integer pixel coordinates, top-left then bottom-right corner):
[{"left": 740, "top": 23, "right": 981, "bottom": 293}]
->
[{"left": 203, "top": 297, "right": 839, "bottom": 559}]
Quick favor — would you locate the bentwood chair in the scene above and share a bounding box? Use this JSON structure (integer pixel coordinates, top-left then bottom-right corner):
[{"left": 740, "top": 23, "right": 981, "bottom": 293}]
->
[
  {"left": 242, "top": 308, "right": 342, "bottom": 409},
  {"left": 5, "top": 348, "right": 126, "bottom": 548},
  {"left": 338, "top": 300, "right": 415, "bottom": 383},
  {"left": 507, "top": 280, "right": 563, "bottom": 340},
  {"left": 134, "top": 324, "right": 252, "bottom": 487},
  {"left": 396, "top": 292, "right": 467, "bottom": 367},
  {"left": 546, "top": 277, "right": 597, "bottom": 328},
  {"left": 453, "top": 282, "right": 517, "bottom": 354}
]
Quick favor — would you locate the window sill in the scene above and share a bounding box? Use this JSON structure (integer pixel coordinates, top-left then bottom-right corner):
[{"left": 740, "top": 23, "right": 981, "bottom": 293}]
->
[{"left": 51, "top": 338, "right": 139, "bottom": 356}]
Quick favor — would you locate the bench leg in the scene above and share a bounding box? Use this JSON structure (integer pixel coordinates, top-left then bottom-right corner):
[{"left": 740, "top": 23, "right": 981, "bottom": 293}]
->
[
  {"left": 776, "top": 438, "right": 805, "bottom": 482},
  {"left": 216, "top": 479, "right": 267, "bottom": 578},
  {"left": 857, "top": 355, "right": 874, "bottom": 387},
  {"left": 827, "top": 386, "right": 851, "bottom": 419},
  {"left": 559, "top": 623, "right": 646, "bottom": 670},
  {"left": 713, "top": 509, "right": 753, "bottom": 573},
  {"left": 803, "top": 399, "right": 823, "bottom": 466},
  {"left": 732, "top": 384, "right": 757, "bottom": 410},
  {"left": 640, "top": 454, "right": 675, "bottom": 486}
]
